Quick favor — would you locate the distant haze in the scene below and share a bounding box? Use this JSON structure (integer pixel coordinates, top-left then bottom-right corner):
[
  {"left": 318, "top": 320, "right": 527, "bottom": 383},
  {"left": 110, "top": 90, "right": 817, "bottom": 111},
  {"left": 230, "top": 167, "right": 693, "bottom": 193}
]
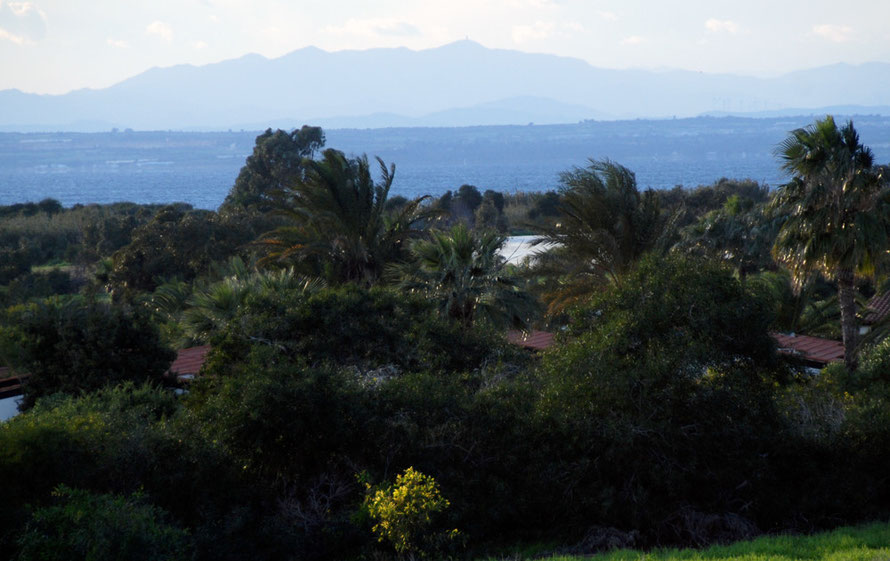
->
[
  {"left": 2, "top": 1, "right": 890, "bottom": 96},
  {"left": 1, "top": 41, "right": 890, "bottom": 132}
]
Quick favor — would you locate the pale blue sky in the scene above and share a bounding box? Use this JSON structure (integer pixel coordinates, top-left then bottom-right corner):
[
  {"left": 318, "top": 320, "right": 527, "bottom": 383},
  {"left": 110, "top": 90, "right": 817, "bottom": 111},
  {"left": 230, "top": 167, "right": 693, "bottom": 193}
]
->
[{"left": 2, "top": 0, "right": 889, "bottom": 94}]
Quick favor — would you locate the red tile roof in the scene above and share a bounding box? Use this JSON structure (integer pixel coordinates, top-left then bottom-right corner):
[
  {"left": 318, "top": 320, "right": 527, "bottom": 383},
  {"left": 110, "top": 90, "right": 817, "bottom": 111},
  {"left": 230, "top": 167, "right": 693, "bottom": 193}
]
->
[
  {"left": 506, "top": 330, "right": 556, "bottom": 351},
  {"left": 0, "top": 346, "right": 212, "bottom": 399},
  {"left": 505, "top": 328, "right": 845, "bottom": 367},
  {"left": 864, "top": 292, "right": 890, "bottom": 325},
  {"left": 0, "top": 367, "right": 26, "bottom": 399},
  {"left": 772, "top": 332, "right": 844, "bottom": 366},
  {"left": 168, "top": 345, "right": 211, "bottom": 378}
]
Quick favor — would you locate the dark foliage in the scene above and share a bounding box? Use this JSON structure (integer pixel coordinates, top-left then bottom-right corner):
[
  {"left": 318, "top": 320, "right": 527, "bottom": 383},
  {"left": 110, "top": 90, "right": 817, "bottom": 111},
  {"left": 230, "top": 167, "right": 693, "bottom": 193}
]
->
[
  {"left": 203, "top": 284, "right": 516, "bottom": 375},
  {"left": 220, "top": 126, "right": 325, "bottom": 214},
  {"left": 109, "top": 205, "right": 252, "bottom": 295},
  {"left": 0, "top": 298, "right": 176, "bottom": 409},
  {"left": 16, "top": 485, "right": 190, "bottom": 561}
]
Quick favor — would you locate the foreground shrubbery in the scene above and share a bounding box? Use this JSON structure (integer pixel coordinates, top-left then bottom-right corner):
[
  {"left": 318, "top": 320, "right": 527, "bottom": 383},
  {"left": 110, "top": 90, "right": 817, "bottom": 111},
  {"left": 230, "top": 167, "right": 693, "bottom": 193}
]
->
[
  {"left": 5, "top": 256, "right": 890, "bottom": 560},
  {"left": 17, "top": 485, "right": 190, "bottom": 561}
]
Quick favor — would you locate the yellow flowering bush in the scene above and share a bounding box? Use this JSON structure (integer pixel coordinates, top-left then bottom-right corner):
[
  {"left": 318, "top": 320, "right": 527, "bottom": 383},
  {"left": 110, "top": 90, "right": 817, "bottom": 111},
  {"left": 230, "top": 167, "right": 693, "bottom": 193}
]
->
[{"left": 365, "top": 467, "right": 452, "bottom": 555}]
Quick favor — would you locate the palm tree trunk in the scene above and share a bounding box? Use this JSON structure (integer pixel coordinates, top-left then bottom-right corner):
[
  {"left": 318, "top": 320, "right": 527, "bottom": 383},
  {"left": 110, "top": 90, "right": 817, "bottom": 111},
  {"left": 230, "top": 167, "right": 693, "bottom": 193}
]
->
[{"left": 837, "top": 268, "right": 859, "bottom": 371}]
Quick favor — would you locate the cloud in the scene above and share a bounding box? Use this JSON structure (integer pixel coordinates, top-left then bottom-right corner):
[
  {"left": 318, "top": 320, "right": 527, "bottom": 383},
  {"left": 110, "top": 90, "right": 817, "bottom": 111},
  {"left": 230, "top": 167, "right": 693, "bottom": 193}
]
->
[
  {"left": 598, "top": 11, "right": 618, "bottom": 22},
  {"left": 193, "top": 40, "right": 208, "bottom": 49},
  {"left": 505, "top": 0, "right": 558, "bottom": 7},
  {"left": 812, "top": 23, "right": 853, "bottom": 43},
  {"left": 0, "top": 0, "right": 47, "bottom": 44},
  {"left": 0, "top": 27, "right": 25, "bottom": 44},
  {"left": 512, "top": 20, "right": 582, "bottom": 43},
  {"left": 512, "top": 21, "right": 555, "bottom": 43},
  {"left": 145, "top": 20, "right": 173, "bottom": 42},
  {"left": 106, "top": 37, "right": 129, "bottom": 49},
  {"left": 564, "top": 22, "right": 584, "bottom": 32},
  {"left": 621, "top": 35, "right": 645, "bottom": 45},
  {"left": 705, "top": 18, "right": 740, "bottom": 34},
  {"left": 324, "top": 17, "right": 421, "bottom": 39}
]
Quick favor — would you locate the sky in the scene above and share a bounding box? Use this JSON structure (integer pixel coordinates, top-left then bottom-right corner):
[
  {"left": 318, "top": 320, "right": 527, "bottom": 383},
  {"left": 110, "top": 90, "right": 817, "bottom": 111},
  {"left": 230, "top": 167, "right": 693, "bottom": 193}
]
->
[{"left": 2, "top": 0, "right": 889, "bottom": 95}]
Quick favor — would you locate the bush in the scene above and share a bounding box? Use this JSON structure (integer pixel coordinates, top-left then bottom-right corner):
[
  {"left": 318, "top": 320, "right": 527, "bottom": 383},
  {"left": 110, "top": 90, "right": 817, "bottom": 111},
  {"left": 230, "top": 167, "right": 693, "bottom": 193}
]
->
[
  {"left": 535, "top": 254, "right": 784, "bottom": 539},
  {"left": 16, "top": 485, "right": 191, "bottom": 561},
  {"left": 0, "top": 297, "right": 176, "bottom": 409},
  {"left": 0, "top": 384, "right": 267, "bottom": 561},
  {"left": 202, "top": 284, "right": 521, "bottom": 375},
  {"left": 1, "top": 269, "right": 76, "bottom": 307},
  {"left": 365, "top": 467, "right": 458, "bottom": 556},
  {"left": 109, "top": 205, "right": 253, "bottom": 295}
]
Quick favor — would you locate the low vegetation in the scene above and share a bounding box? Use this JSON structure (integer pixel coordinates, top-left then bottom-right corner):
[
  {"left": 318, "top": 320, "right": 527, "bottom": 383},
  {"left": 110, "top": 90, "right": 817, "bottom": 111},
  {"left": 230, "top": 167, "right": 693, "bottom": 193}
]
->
[
  {"left": 1, "top": 117, "right": 890, "bottom": 560},
  {"left": 530, "top": 520, "right": 890, "bottom": 561}
]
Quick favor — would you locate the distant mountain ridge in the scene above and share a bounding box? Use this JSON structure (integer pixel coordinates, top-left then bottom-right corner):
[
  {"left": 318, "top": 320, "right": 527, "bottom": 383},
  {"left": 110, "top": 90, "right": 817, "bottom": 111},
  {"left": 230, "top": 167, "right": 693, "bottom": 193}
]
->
[{"left": 1, "top": 40, "right": 889, "bottom": 131}]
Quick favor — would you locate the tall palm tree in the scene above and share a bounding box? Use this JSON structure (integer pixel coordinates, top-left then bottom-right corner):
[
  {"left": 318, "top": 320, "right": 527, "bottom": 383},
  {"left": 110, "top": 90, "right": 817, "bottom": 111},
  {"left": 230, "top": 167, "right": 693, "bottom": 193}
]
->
[
  {"left": 530, "top": 158, "right": 670, "bottom": 315},
  {"left": 771, "top": 115, "right": 889, "bottom": 370},
  {"left": 390, "top": 223, "right": 536, "bottom": 328},
  {"left": 257, "top": 149, "right": 436, "bottom": 285}
]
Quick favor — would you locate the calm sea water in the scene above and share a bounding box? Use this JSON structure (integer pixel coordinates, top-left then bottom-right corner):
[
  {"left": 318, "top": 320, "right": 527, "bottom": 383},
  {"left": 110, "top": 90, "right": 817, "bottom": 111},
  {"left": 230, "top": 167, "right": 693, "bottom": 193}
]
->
[{"left": 1, "top": 117, "right": 888, "bottom": 209}]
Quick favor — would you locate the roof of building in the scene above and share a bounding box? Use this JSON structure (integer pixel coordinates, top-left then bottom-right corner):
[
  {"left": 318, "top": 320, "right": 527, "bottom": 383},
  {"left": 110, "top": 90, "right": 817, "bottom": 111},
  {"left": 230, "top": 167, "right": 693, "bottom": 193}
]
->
[
  {"left": 167, "top": 345, "right": 212, "bottom": 378},
  {"left": 0, "top": 345, "right": 213, "bottom": 398},
  {"left": 864, "top": 292, "right": 890, "bottom": 325},
  {"left": 772, "top": 332, "right": 845, "bottom": 366},
  {"left": 505, "top": 328, "right": 844, "bottom": 367},
  {"left": 0, "top": 366, "right": 25, "bottom": 399},
  {"left": 506, "top": 330, "right": 556, "bottom": 351}
]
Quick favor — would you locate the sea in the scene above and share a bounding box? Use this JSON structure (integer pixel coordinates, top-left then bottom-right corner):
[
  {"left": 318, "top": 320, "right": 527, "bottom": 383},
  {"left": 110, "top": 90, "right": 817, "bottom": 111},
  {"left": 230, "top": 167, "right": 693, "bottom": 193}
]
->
[{"left": 2, "top": 116, "right": 890, "bottom": 209}]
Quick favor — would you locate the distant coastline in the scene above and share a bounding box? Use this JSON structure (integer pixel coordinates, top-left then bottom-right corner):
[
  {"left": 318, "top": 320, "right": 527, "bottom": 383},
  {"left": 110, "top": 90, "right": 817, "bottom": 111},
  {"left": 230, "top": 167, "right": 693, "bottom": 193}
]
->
[{"left": 2, "top": 116, "right": 890, "bottom": 209}]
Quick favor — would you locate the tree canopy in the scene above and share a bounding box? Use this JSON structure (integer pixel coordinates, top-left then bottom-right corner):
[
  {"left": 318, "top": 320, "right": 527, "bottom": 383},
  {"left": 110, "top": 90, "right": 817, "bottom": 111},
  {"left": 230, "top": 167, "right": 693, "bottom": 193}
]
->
[
  {"left": 771, "top": 115, "right": 889, "bottom": 370},
  {"left": 531, "top": 158, "right": 670, "bottom": 314},
  {"left": 220, "top": 126, "right": 325, "bottom": 214},
  {"left": 257, "top": 148, "right": 436, "bottom": 285}
]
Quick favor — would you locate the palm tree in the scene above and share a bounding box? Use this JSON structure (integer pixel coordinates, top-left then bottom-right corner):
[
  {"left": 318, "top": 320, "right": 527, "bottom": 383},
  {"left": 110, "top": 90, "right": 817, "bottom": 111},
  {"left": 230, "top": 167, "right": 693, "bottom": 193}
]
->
[
  {"left": 390, "top": 223, "right": 536, "bottom": 328},
  {"left": 530, "top": 159, "right": 670, "bottom": 315},
  {"left": 257, "top": 148, "right": 437, "bottom": 285},
  {"left": 771, "top": 115, "right": 889, "bottom": 370},
  {"left": 674, "top": 195, "right": 778, "bottom": 279}
]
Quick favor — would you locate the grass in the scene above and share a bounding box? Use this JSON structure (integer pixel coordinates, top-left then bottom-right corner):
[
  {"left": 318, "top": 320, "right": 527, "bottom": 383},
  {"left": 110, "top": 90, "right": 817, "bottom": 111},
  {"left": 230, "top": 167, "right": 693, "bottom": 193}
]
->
[
  {"left": 512, "top": 521, "right": 890, "bottom": 561},
  {"left": 31, "top": 261, "right": 73, "bottom": 273}
]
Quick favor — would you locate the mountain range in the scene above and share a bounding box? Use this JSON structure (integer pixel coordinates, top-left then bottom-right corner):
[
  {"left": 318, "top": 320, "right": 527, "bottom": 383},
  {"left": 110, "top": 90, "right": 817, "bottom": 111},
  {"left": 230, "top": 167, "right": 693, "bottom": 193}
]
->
[{"left": 2, "top": 40, "right": 889, "bottom": 131}]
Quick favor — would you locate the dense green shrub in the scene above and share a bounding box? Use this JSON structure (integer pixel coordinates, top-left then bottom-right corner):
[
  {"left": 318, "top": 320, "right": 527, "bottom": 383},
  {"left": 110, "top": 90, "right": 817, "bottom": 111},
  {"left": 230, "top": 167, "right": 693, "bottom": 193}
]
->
[
  {"left": 16, "top": 485, "right": 190, "bottom": 561},
  {"left": 536, "top": 255, "right": 784, "bottom": 540},
  {"left": 187, "top": 357, "right": 541, "bottom": 556},
  {"left": 0, "top": 269, "right": 77, "bottom": 307},
  {"left": 202, "top": 284, "right": 521, "bottom": 374},
  {"left": 109, "top": 205, "right": 253, "bottom": 295},
  {"left": 0, "top": 384, "right": 271, "bottom": 561},
  {"left": 0, "top": 297, "right": 176, "bottom": 408}
]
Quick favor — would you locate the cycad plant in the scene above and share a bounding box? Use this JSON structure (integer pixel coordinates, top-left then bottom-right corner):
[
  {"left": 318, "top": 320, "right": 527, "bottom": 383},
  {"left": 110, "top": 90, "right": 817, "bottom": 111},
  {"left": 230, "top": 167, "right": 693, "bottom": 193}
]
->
[
  {"left": 390, "top": 223, "right": 536, "bottom": 329},
  {"left": 182, "top": 267, "right": 324, "bottom": 345},
  {"left": 771, "top": 115, "right": 889, "bottom": 370}
]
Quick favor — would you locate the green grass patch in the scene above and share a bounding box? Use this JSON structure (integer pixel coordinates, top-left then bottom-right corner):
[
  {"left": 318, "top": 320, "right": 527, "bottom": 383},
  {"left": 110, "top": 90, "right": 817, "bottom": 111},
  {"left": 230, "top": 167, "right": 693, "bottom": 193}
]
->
[
  {"left": 513, "top": 521, "right": 890, "bottom": 561},
  {"left": 31, "top": 261, "right": 73, "bottom": 273}
]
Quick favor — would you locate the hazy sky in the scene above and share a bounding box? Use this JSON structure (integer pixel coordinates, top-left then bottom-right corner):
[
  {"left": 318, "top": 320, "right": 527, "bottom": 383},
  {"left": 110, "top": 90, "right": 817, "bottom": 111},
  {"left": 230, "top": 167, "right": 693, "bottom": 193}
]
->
[{"left": 3, "top": 0, "right": 889, "bottom": 94}]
